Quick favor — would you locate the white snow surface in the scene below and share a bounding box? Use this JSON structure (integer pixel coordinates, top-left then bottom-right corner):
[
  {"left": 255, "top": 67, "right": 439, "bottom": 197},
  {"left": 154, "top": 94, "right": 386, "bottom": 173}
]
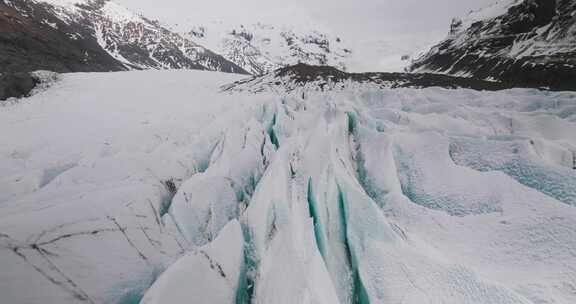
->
[
  {"left": 0, "top": 70, "right": 576, "bottom": 304},
  {"left": 461, "top": 0, "right": 520, "bottom": 29},
  {"left": 140, "top": 220, "right": 245, "bottom": 304},
  {"left": 37, "top": 0, "right": 86, "bottom": 7},
  {"left": 99, "top": 1, "right": 142, "bottom": 24}
]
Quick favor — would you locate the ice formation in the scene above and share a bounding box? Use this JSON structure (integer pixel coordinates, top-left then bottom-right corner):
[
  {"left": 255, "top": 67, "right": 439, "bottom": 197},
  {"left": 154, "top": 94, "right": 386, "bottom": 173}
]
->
[{"left": 0, "top": 70, "right": 575, "bottom": 303}]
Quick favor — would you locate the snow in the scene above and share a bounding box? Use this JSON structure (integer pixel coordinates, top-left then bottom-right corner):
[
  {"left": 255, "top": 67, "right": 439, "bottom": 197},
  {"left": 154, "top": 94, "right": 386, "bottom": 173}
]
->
[
  {"left": 413, "top": 0, "right": 575, "bottom": 77},
  {"left": 177, "top": 20, "right": 442, "bottom": 74},
  {"left": 100, "top": 1, "right": 142, "bottom": 24},
  {"left": 461, "top": 0, "right": 519, "bottom": 29},
  {"left": 1, "top": 69, "right": 576, "bottom": 304},
  {"left": 177, "top": 20, "right": 351, "bottom": 74},
  {"left": 31, "top": 0, "right": 447, "bottom": 74},
  {"left": 0, "top": 70, "right": 246, "bottom": 303},
  {"left": 141, "top": 220, "right": 244, "bottom": 304},
  {"left": 36, "top": 0, "right": 87, "bottom": 7},
  {"left": 29, "top": 0, "right": 242, "bottom": 73}
]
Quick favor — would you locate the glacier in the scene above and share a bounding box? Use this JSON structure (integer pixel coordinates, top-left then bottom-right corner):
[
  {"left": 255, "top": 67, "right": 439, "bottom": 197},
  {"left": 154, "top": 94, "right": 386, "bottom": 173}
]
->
[{"left": 0, "top": 70, "right": 575, "bottom": 304}]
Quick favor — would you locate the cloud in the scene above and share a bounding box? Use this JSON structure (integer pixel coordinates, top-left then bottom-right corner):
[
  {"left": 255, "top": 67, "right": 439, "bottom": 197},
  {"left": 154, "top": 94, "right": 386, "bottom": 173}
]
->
[{"left": 116, "top": 0, "right": 494, "bottom": 38}]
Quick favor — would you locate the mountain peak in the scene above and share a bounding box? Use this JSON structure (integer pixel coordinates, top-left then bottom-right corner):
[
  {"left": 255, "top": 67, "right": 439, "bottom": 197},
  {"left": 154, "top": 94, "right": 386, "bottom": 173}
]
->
[
  {"left": 181, "top": 21, "right": 352, "bottom": 75},
  {"left": 410, "top": 0, "right": 576, "bottom": 90}
]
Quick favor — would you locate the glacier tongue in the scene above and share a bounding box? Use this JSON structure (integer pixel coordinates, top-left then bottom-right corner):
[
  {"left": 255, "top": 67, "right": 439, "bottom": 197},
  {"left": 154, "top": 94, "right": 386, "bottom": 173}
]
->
[{"left": 1, "top": 70, "right": 576, "bottom": 304}]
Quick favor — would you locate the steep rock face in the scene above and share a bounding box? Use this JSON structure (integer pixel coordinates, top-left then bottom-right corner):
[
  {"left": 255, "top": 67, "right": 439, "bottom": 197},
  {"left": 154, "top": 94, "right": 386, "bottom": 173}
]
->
[
  {"left": 0, "top": 0, "right": 126, "bottom": 73},
  {"left": 410, "top": 0, "right": 576, "bottom": 90},
  {"left": 0, "top": 0, "right": 248, "bottom": 74},
  {"left": 186, "top": 23, "right": 352, "bottom": 75}
]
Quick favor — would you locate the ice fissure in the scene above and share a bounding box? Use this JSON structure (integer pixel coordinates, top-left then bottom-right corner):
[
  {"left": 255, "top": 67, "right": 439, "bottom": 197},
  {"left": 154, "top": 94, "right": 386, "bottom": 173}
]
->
[
  {"left": 337, "top": 184, "right": 371, "bottom": 304},
  {"left": 236, "top": 223, "right": 256, "bottom": 304},
  {"left": 3, "top": 71, "right": 576, "bottom": 304},
  {"left": 307, "top": 178, "right": 326, "bottom": 258},
  {"left": 140, "top": 90, "right": 559, "bottom": 304}
]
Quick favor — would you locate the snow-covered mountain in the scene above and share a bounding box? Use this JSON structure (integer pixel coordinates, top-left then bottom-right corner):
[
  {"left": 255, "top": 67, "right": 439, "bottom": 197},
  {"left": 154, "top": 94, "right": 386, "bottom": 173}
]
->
[
  {"left": 0, "top": 0, "right": 248, "bottom": 74},
  {"left": 1, "top": 69, "right": 576, "bottom": 304},
  {"left": 410, "top": 0, "right": 576, "bottom": 90},
  {"left": 1, "top": 0, "right": 354, "bottom": 76},
  {"left": 181, "top": 22, "right": 352, "bottom": 75}
]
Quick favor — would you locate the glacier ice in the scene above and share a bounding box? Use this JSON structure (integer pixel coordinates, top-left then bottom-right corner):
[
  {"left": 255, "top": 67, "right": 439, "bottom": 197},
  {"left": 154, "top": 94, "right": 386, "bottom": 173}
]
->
[
  {"left": 0, "top": 70, "right": 575, "bottom": 304},
  {"left": 140, "top": 220, "right": 245, "bottom": 304}
]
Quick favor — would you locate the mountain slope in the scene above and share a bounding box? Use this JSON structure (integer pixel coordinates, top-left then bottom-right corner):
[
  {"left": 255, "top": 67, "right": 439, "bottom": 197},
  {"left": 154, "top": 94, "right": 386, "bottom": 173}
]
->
[
  {"left": 0, "top": 0, "right": 126, "bottom": 73},
  {"left": 185, "top": 22, "right": 352, "bottom": 75},
  {"left": 0, "top": 0, "right": 248, "bottom": 74},
  {"left": 410, "top": 0, "right": 576, "bottom": 90}
]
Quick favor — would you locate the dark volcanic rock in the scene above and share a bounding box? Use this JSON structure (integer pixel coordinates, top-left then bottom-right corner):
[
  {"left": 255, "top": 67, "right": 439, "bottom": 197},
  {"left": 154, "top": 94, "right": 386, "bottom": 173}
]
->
[
  {"left": 410, "top": 0, "right": 576, "bottom": 91},
  {"left": 0, "top": 0, "right": 126, "bottom": 73},
  {"left": 0, "top": 73, "right": 39, "bottom": 100},
  {"left": 224, "top": 63, "right": 517, "bottom": 93}
]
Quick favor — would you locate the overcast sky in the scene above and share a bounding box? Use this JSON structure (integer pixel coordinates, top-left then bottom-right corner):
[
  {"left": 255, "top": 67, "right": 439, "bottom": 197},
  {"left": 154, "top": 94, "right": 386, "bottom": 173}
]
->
[{"left": 116, "top": 0, "right": 494, "bottom": 38}]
